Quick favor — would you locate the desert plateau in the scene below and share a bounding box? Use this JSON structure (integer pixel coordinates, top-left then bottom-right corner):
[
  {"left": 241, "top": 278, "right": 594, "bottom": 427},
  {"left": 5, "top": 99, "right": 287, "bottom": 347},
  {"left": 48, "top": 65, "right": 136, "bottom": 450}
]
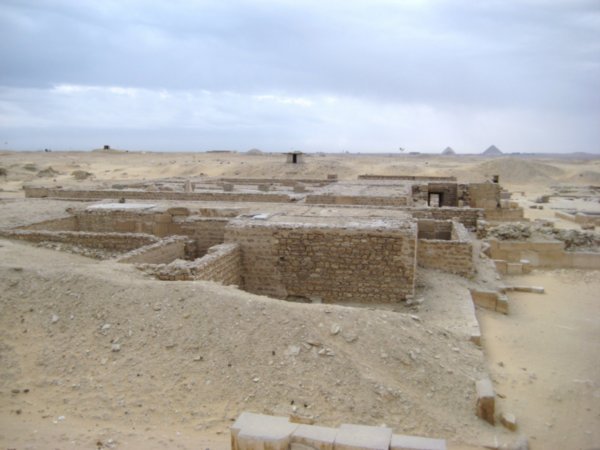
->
[{"left": 0, "top": 149, "right": 598, "bottom": 450}]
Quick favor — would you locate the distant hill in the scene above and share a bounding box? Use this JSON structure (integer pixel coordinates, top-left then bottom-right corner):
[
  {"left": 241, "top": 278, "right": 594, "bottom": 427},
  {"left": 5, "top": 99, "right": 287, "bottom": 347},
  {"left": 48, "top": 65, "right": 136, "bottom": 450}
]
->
[
  {"left": 441, "top": 147, "right": 456, "bottom": 156},
  {"left": 482, "top": 145, "right": 503, "bottom": 156}
]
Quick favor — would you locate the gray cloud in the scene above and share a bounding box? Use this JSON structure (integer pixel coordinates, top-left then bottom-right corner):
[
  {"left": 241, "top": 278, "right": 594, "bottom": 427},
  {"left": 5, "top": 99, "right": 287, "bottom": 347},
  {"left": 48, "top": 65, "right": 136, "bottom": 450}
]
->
[{"left": 0, "top": 0, "right": 598, "bottom": 152}]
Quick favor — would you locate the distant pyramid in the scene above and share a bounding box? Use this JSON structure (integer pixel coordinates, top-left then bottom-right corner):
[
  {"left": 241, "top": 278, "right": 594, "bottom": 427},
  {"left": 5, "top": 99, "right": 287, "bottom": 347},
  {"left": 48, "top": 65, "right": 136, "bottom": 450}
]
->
[
  {"left": 441, "top": 147, "right": 456, "bottom": 155},
  {"left": 482, "top": 145, "right": 503, "bottom": 156}
]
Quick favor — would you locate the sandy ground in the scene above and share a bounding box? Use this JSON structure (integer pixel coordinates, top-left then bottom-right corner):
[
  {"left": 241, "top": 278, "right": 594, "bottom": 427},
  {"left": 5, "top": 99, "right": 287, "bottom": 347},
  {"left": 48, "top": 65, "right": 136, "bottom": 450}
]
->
[
  {"left": 478, "top": 269, "right": 600, "bottom": 450},
  {"left": 0, "top": 150, "right": 599, "bottom": 449}
]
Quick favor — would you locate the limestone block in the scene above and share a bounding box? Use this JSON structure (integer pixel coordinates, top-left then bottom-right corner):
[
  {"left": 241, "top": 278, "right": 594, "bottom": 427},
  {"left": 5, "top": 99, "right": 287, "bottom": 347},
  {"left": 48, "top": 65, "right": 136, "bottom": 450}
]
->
[
  {"left": 258, "top": 184, "right": 271, "bottom": 192},
  {"left": 223, "top": 183, "right": 234, "bottom": 192},
  {"left": 496, "top": 294, "right": 509, "bottom": 315},
  {"left": 520, "top": 259, "right": 532, "bottom": 274},
  {"left": 500, "top": 412, "right": 518, "bottom": 431},
  {"left": 390, "top": 433, "right": 447, "bottom": 450},
  {"left": 334, "top": 424, "right": 392, "bottom": 450},
  {"left": 231, "top": 412, "right": 293, "bottom": 450},
  {"left": 292, "top": 424, "right": 337, "bottom": 450},
  {"left": 475, "top": 378, "right": 495, "bottom": 425},
  {"left": 506, "top": 263, "right": 523, "bottom": 275}
]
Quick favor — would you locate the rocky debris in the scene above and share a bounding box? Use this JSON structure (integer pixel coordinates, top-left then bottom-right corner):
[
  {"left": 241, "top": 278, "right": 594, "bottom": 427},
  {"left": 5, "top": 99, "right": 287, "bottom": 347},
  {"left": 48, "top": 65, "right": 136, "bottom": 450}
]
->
[
  {"left": 486, "top": 222, "right": 600, "bottom": 251},
  {"left": 71, "top": 170, "right": 92, "bottom": 180},
  {"left": 37, "top": 167, "right": 60, "bottom": 177},
  {"left": 51, "top": 314, "right": 59, "bottom": 323}
]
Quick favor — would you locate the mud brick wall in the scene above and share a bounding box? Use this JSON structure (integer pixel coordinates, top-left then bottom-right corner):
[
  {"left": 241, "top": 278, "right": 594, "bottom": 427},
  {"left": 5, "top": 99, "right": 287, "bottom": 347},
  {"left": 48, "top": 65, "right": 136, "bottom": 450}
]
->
[
  {"left": 0, "top": 230, "right": 158, "bottom": 252},
  {"left": 117, "top": 236, "right": 190, "bottom": 264},
  {"left": 465, "top": 183, "right": 501, "bottom": 209},
  {"left": 417, "top": 235, "right": 474, "bottom": 276},
  {"left": 170, "top": 217, "right": 230, "bottom": 255},
  {"left": 409, "top": 207, "right": 482, "bottom": 229},
  {"left": 155, "top": 243, "right": 242, "bottom": 285},
  {"left": 225, "top": 220, "right": 417, "bottom": 303},
  {"left": 358, "top": 175, "right": 456, "bottom": 181},
  {"left": 484, "top": 207, "right": 524, "bottom": 221},
  {"left": 305, "top": 194, "right": 409, "bottom": 207},
  {"left": 24, "top": 186, "right": 292, "bottom": 203},
  {"left": 417, "top": 219, "right": 452, "bottom": 240},
  {"left": 74, "top": 211, "right": 229, "bottom": 254},
  {"left": 19, "top": 216, "right": 77, "bottom": 231},
  {"left": 75, "top": 210, "right": 158, "bottom": 234},
  {"left": 427, "top": 182, "right": 458, "bottom": 207}
]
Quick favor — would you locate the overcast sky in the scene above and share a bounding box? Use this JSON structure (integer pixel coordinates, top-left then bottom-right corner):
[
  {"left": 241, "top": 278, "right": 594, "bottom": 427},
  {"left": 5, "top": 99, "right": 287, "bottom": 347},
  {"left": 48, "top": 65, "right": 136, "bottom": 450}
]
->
[{"left": 1, "top": 0, "right": 599, "bottom": 153}]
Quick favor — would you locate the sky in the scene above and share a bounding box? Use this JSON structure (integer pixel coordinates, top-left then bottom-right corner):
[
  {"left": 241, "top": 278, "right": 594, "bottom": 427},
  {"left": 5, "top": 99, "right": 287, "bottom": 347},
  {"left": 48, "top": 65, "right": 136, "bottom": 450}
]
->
[{"left": 0, "top": 0, "right": 599, "bottom": 153}]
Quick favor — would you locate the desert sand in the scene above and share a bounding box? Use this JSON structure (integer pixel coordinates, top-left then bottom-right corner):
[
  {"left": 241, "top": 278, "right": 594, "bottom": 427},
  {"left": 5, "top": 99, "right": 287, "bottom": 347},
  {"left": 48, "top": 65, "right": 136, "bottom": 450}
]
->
[{"left": 0, "top": 150, "right": 598, "bottom": 449}]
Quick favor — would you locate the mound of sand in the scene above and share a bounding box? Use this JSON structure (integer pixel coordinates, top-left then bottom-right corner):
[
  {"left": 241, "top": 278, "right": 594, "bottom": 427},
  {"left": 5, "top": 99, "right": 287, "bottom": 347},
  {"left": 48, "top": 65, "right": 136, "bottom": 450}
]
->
[
  {"left": 476, "top": 157, "right": 564, "bottom": 184},
  {"left": 567, "top": 170, "right": 600, "bottom": 184},
  {"left": 441, "top": 147, "right": 455, "bottom": 156},
  {"left": 0, "top": 239, "right": 505, "bottom": 446},
  {"left": 246, "top": 148, "right": 263, "bottom": 155}
]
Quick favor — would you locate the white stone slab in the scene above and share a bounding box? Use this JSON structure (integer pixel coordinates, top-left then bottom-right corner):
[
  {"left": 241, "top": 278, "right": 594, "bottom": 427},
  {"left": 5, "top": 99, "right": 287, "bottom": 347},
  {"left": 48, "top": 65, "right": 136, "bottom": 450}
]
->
[{"left": 334, "top": 424, "right": 392, "bottom": 450}]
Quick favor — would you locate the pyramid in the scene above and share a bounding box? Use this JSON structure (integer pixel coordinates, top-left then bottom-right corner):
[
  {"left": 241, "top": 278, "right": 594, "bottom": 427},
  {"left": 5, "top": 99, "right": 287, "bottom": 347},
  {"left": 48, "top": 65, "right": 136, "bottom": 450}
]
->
[
  {"left": 441, "top": 147, "right": 456, "bottom": 155},
  {"left": 482, "top": 145, "right": 503, "bottom": 156}
]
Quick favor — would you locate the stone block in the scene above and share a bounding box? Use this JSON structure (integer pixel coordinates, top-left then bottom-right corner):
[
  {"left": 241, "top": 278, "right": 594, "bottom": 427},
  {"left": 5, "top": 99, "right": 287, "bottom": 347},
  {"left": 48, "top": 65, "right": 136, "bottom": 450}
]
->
[
  {"left": 496, "top": 294, "right": 509, "bottom": 314},
  {"left": 231, "top": 412, "right": 293, "bottom": 450},
  {"left": 292, "top": 424, "right": 337, "bottom": 450},
  {"left": 506, "top": 263, "right": 522, "bottom": 275},
  {"left": 258, "top": 184, "right": 271, "bottom": 192},
  {"left": 500, "top": 412, "right": 518, "bottom": 431},
  {"left": 494, "top": 259, "right": 508, "bottom": 274},
  {"left": 475, "top": 378, "right": 495, "bottom": 425},
  {"left": 519, "top": 259, "right": 532, "bottom": 274},
  {"left": 390, "top": 433, "right": 447, "bottom": 450},
  {"left": 334, "top": 424, "right": 392, "bottom": 450},
  {"left": 223, "top": 183, "right": 234, "bottom": 192}
]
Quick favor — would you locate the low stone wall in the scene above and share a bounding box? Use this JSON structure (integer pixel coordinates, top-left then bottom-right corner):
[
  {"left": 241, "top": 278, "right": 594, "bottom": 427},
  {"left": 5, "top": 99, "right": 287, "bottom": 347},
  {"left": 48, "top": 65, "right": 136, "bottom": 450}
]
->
[
  {"left": 486, "top": 238, "right": 600, "bottom": 269},
  {"left": 358, "top": 174, "right": 456, "bottom": 181},
  {"left": 409, "top": 207, "right": 482, "bottom": 230},
  {"left": 305, "top": 194, "right": 409, "bottom": 207},
  {"left": 417, "top": 219, "right": 452, "bottom": 240},
  {"left": 0, "top": 229, "right": 158, "bottom": 252},
  {"left": 556, "top": 211, "right": 600, "bottom": 226},
  {"left": 231, "top": 412, "right": 447, "bottom": 450},
  {"left": 24, "top": 186, "right": 293, "bottom": 203},
  {"left": 417, "top": 222, "right": 474, "bottom": 276},
  {"left": 117, "top": 236, "right": 192, "bottom": 264},
  {"left": 18, "top": 216, "right": 77, "bottom": 231},
  {"left": 225, "top": 218, "right": 417, "bottom": 303},
  {"left": 170, "top": 216, "right": 230, "bottom": 255},
  {"left": 153, "top": 243, "right": 242, "bottom": 285},
  {"left": 484, "top": 207, "right": 525, "bottom": 222}
]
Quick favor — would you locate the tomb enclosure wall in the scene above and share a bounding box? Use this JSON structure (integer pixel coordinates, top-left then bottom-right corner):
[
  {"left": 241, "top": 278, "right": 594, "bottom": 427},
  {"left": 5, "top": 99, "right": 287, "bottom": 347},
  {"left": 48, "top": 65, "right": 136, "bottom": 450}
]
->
[
  {"left": 0, "top": 229, "right": 158, "bottom": 252},
  {"left": 24, "top": 186, "right": 293, "bottom": 203},
  {"left": 305, "top": 194, "right": 409, "bottom": 207},
  {"left": 487, "top": 238, "right": 600, "bottom": 269},
  {"left": 417, "top": 222, "right": 474, "bottom": 276},
  {"left": 117, "top": 236, "right": 190, "bottom": 264},
  {"left": 154, "top": 243, "right": 242, "bottom": 285},
  {"left": 225, "top": 219, "right": 417, "bottom": 303},
  {"left": 409, "top": 207, "right": 482, "bottom": 230}
]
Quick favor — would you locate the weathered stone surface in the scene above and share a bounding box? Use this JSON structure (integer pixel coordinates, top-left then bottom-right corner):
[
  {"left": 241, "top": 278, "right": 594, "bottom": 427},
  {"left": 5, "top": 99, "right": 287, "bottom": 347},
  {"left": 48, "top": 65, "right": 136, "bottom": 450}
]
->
[
  {"left": 500, "top": 412, "right": 518, "bottom": 431},
  {"left": 334, "top": 423, "right": 392, "bottom": 450},
  {"left": 476, "top": 378, "right": 495, "bottom": 425},
  {"left": 390, "top": 433, "right": 447, "bottom": 450},
  {"left": 231, "top": 412, "right": 294, "bottom": 450},
  {"left": 292, "top": 424, "right": 337, "bottom": 450}
]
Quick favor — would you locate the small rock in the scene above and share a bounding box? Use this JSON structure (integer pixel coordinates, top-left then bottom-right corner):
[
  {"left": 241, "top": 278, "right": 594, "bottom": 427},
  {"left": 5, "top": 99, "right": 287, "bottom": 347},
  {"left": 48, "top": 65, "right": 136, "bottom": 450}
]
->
[
  {"left": 330, "top": 324, "right": 341, "bottom": 335},
  {"left": 501, "top": 412, "right": 518, "bottom": 431},
  {"left": 252, "top": 377, "right": 260, "bottom": 383},
  {"left": 410, "top": 314, "right": 421, "bottom": 322},
  {"left": 285, "top": 345, "right": 301, "bottom": 357},
  {"left": 111, "top": 343, "right": 121, "bottom": 352},
  {"left": 153, "top": 304, "right": 162, "bottom": 311},
  {"left": 318, "top": 348, "right": 335, "bottom": 357},
  {"left": 51, "top": 314, "right": 59, "bottom": 323},
  {"left": 101, "top": 324, "right": 111, "bottom": 331}
]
